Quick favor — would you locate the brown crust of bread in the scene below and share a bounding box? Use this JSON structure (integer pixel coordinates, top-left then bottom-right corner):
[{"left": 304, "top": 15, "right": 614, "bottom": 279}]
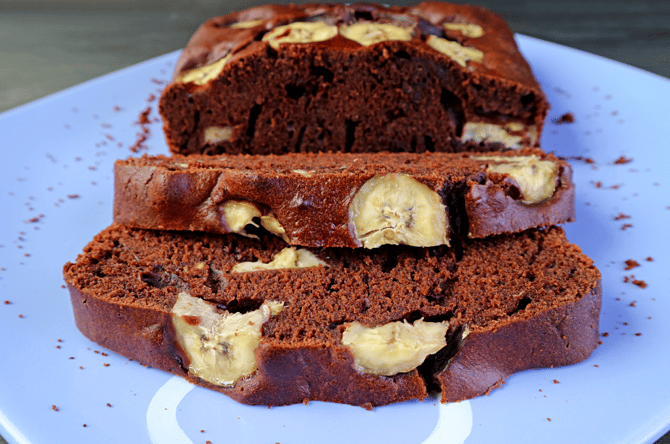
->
[{"left": 113, "top": 150, "right": 574, "bottom": 247}]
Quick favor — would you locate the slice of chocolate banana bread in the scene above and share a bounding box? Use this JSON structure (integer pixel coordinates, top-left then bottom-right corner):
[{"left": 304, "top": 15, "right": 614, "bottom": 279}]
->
[
  {"left": 159, "top": 2, "right": 548, "bottom": 156},
  {"left": 63, "top": 225, "right": 601, "bottom": 408},
  {"left": 113, "top": 150, "right": 574, "bottom": 248}
]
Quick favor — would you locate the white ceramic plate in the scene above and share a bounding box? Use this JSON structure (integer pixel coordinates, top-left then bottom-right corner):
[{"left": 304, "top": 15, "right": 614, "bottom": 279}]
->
[{"left": 1, "top": 35, "right": 669, "bottom": 444}]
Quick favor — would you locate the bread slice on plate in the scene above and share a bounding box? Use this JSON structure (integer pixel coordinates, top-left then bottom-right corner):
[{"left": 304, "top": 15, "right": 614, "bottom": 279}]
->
[
  {"left": 113, "top": 150, "right": 575, "bottom": 248},
  {"left": 159, "top": 2, "right": 548, "bottom": 156},
  {"left": 63, "top": 225, "right": 601, "bottom": 408}
]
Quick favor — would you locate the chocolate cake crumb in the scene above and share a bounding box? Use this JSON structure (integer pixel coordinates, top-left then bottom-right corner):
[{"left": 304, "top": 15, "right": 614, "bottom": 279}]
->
[
  {"left": 107, "top": 403, "right": 112, "bottom": 407},
  {"left": 632, "top": 280, "right": 647, "bottom": 289},
  {"left": 621, "top": 224, "right": 633, "bottom": 231},
  {"left": 553, "top": 380, "right": 559, "bottom": 384},
  {"left": 602, "top": 332, "right": 609, "bottom": 337},
  {"left": 624, "top": 260, "right": 640, "bottom": 270},
  {"left": 645, "top": 257, "right": 654, "bottom": 262},
  {"left": 553, "top": 112, "right": 575, "bottom": 124},
  {"left": 635, "top": 333, "right": 642, "bottom": 337},
  {"left": 614, "top": 156, "right": 633, "bottom": 165},
  {"left": 614, "top": 213, "right": 631, "bottom": 221},
  {"left": 18, "top": 314, "right": 24, "bottom": 318},
  {"left": 104, "top": 363, "right": 110, "bottom": 367},
  {"left": 52, "top": 405, "right": 59, "bottom": 412},
  {"left": 4, "top": 300, "right": 10, "bottom": 305},
  {"left": 83, "top": 424, "right": 87, "bottom": 428},
  {"left": 547, "top": 418, "right": 551, "bottom": 422},
  {"left": 138, "top": 107, "right": 151, "bottom": 125},
  {"left": 26, "top": 214, "right": 44, "bottom": 223},
  {"left": 130, "top": 107, "right": 152, "bottom": 153},
  {"left": 67, "top": 194, "right": 80, "bottom": 199}
]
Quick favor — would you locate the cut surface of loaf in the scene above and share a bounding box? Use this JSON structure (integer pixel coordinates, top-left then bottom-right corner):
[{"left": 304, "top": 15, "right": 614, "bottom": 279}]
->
[
  {"left": 160, "top": 2, "right": 549, "bottom": 156},
  {"left": 63, "top": 225, "right": 601, "bottom": 408},
  {"left": 114, "top": 150, "right": 574, "bottom": 248}
]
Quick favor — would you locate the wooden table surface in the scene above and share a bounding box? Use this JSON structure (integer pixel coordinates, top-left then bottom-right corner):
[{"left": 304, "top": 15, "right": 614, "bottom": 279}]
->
[{"left": 0, "top": 1, "right": 668, "bottom": 443}]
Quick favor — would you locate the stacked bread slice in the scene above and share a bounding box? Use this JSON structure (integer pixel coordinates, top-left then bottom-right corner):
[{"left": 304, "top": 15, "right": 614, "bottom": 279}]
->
[{"left": 63, "top": 2, "right": 601, "bottom": 409}]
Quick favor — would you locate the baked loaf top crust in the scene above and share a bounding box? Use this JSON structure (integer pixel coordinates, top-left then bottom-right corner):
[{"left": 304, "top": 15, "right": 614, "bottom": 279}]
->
[
  {"left": 160, "top": 2, "right": 549, "bottom": 155},
  {"left": 64, "top": 225, "right": 601, "bottom": 408},
  {"left": 114, "top": 149, "right": 574, "bottom": 248}
]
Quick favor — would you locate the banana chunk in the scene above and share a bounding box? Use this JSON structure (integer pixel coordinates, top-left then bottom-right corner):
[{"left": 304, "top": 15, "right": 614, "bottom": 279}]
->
[
  {"left": 179, "top": 55, "right": 231, "bottom": 85},
  {"left": 348, "top": 173, "right": 450, "bottom": 249},
  {"left": 259, "top": 214, "right": 290, "bottom": 243},
  {"left": 262, "top": 22, "right": 338, "bottom": 49},
  {"left": 172, "top": 292, "right": 284, "bottom": 386},
  {"left": 443, "top": 22, "right": 484, "bottom": 38},
  {"left": 340, "top": 23, "right": 413, "bottom": 46},
  {"left": 232, "top": 247, "right": 328, "bottom": 273},
  {"left": 425, "top": 35, "right": 483, "bottom": 67},
  {"left": 221, "top": 200, "right": 261, "bottom": 235},
  {"left": 204, "top": 126, "right": 235, "bottom": 144},
  {"left": 478, "top": 155, "right": 559, "bottom": 203},
  {"left": 220, "top": 201, "right": 290, "bottom": 242},
  {"left": 342, "top": 319, "right": 448, "bottom": 375},
  {"left": 462, "top": 122, "right": 537, "bottom": 150},
  {"left": 230, "top": 19, "right": 264, "bottom": 29}
]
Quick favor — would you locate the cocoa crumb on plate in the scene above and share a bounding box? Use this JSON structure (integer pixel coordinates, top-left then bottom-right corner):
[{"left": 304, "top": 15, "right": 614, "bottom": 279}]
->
[
  {"left": 624, "top": 259, "right": 640, "bottom": 270},
  {"left": 632, "top": 280, "right": 647, "bottom": 289},
  {"left": 553, "top": 112, "right": 575, "bottom": 124}
]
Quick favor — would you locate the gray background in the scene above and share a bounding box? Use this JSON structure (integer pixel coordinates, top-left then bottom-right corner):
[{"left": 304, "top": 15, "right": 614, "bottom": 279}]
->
[{"left": 0, "top": 0, "right": 668, "bottom": 443}]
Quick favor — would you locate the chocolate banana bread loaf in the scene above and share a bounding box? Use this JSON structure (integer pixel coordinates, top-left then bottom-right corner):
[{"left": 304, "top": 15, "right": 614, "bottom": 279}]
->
[
  {"left": 113, "top": 150, "right": 574, "bottom": 248},
  {"left": 63, "top": 225, "right": 601, "bottom": 408},
  {"left": 159, "top": 2, "right": 549, "bottom": 156}
]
